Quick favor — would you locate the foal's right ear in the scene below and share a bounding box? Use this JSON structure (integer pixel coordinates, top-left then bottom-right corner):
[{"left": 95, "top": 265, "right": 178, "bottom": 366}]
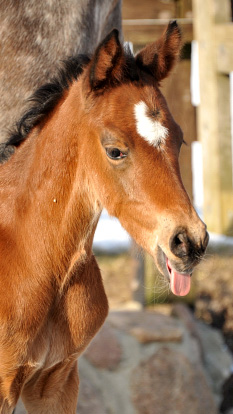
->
[
  {"left": 89, "top": 29, "right": 124, "bottom": 91},
  {"left": 135, "top": 21, "right": 182, "bottom": 82}
]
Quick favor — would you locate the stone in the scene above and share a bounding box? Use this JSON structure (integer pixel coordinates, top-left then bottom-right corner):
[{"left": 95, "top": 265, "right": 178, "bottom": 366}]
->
[
  {"left": 108, "top": 310, "right": 183, "bottom": 343},
  {"left": 195, "top": 321, "right": 233, "bottom": 396},
  {"left": 83, "top": 322, "right": 122, "bottom": 370},
  {"left": 77, "top": 376, "right": 107, "bottom": 414},
  {"left": 129, "top": 325, "right": 182, "bottom": 343},
  {"left": 131, "top": 347, "right": 218, "bottom": 414},
  {"left": 14, "top": 399, "right": 25, "bottom": 414},
  {"left": 173, "top": 303, "right": 205, "bottom": 360},
  {"left": 14, "top": 309, "right": 229, "bottom": 414},
  {"left": 219, "top": 373, "right": 233, "bottom": 413},
  {"left": 149, "top": 304, "right": 173, "bottom": 316}
]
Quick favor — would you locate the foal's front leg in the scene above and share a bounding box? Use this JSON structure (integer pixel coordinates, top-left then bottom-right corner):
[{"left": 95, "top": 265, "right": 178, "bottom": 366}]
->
[
  {"left": 0, "top": 367, "right": 27, "bottom": 414},
  {"left": 21, "top": 359, "right": 79, "bottom": 414},
  {"left": 0, "top": 398, "right": 15, "bottom": 414}
]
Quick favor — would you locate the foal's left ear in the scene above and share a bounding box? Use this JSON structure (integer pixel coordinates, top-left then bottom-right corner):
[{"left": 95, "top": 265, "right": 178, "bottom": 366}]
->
[
  {"left": 89, "top": 29, "right": 124, "bottom": 91},
  {"left": 136, "top": 21, "right": 182, "bottom": 82}
]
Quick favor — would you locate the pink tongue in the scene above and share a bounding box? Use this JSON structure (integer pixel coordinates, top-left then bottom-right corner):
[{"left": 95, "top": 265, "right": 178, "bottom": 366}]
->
[{"left": 168, "top": 260, "right": 191, "bottom": 296}]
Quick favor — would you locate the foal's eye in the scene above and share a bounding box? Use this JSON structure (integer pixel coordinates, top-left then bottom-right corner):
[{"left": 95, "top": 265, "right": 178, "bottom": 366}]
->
[{"left": 105, "top": 148, "right": 127, "bottom": 160}]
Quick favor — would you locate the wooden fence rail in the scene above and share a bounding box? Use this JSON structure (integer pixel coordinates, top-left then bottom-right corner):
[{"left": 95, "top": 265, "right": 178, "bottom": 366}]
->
[{"left": 192, "top": 0, "right": 233, "bottom": 236}]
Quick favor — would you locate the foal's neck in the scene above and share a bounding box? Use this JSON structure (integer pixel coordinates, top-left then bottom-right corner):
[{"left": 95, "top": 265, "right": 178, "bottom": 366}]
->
[{"left": 1, "top": 83, "right": 101, "bottom": 279}]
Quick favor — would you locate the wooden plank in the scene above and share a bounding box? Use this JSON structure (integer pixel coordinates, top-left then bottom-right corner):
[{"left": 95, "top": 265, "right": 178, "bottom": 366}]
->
[
  {"left": 192, "top": 0, "right": 233, "bottom": 235},
  {"left": 192, "top": 0, "right": 222, "bottom": 233},
  {"left": 122, "top": 0, "right": 175, "bottom": 20},
  {"left": 213, "top": 0, "right": 232, "bottom": 23},
  {"left": 217, "top": 75, "right": 233, "bottom": 236},
  {"left": 130, "top": 241, "right": 145, "bottom": 306},
  {"left": 122, "top": 0, "right": 193, "bottom": 20},
  {"left": 178, "top": 0, "right": 193, "bottom": 18},
  {"left": 122, "top": 0, "right": 193, "bottom": 45},
  {"left": 123, "top": 22, "right": 167, "bottom": 45},
  {"left": 215, "top": 24, "right": 233, "bottom": 73},
  {"left": 123, "top": 21, "right": 193, "bottom": 44}
]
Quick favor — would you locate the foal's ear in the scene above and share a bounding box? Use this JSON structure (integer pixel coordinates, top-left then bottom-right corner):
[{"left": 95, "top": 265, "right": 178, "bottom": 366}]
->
[
  {"left": 89, "top": 29, "right": 124, "bottom": 91},
  {"left": 136, "top": 21, "right": 182, "bottom": 82}
]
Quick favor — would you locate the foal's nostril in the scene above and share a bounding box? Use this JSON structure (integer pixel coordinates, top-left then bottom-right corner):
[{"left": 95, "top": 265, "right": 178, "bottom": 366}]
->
[
  {"left": 170, "top": 231, "right": 189, "bottom": 258},
  {"left": 170, "top": 228, "right": 209, "bottom": 260}
]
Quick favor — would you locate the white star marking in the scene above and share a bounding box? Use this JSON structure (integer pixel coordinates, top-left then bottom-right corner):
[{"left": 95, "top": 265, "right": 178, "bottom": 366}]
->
[{"left": 134, "top": 101, "right": 168, "bottom": 147}]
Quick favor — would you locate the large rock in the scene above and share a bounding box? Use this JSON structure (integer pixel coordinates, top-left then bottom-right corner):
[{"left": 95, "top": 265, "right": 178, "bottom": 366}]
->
[
  {"left": 84, "top": 322, "right": 122, "bottom": 370},
  {"left": 15, "top": 307, "right": 231, "bottom": 414},
  {"left": 76, "top": 376, "right": 107, "bottom": 414},
  {"left": 131, "top": 347, "right": 218, "bottom": 414},
  {"left": 108, "top": 310, "right": 184, "bottom": 343},
  {"left": 76, "top": 309, "right": 223, "bottom": 413}
]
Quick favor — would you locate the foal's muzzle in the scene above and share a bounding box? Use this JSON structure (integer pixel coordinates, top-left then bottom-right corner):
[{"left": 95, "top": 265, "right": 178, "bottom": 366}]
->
[{"left": 169, "top": 227, "right": 209, "bottom": 265}]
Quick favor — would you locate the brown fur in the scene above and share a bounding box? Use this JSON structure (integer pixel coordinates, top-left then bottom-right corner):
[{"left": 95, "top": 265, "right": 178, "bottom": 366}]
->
[{"left": 0, "top": 24, "right": 208, "bottom": 413}]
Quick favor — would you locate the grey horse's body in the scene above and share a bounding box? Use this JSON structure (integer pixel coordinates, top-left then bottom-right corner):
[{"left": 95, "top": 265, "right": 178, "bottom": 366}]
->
[{"left": 0, "top": 0, "right": 122, "bottom": 142}]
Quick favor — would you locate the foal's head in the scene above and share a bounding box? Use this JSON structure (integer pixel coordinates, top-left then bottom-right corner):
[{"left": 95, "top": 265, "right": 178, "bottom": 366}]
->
[{"left": 80, "top": 22, "right": 208, "bottom": 296}]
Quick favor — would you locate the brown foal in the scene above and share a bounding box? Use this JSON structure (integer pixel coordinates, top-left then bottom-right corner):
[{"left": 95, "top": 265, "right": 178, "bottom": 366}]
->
[{"left": 0, "top": 22, "right": 208, "bottom": 413}]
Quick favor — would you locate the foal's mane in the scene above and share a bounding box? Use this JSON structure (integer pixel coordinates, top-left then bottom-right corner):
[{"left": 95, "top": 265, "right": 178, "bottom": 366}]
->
[
  {"left": 0, "top": 54, "right": 90, "bottom": 163},
  {"left": 0, "top": 42, "right": 138, "bottom": 164}
]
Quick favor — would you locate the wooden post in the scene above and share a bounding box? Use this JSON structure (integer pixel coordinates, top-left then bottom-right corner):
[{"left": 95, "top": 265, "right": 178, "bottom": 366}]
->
[
  {"left": 192, "top": 0, "right": 233, "bottom": 236},
  {"left": 130, "top": 241, "right": 145, "bottom": 306}
]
